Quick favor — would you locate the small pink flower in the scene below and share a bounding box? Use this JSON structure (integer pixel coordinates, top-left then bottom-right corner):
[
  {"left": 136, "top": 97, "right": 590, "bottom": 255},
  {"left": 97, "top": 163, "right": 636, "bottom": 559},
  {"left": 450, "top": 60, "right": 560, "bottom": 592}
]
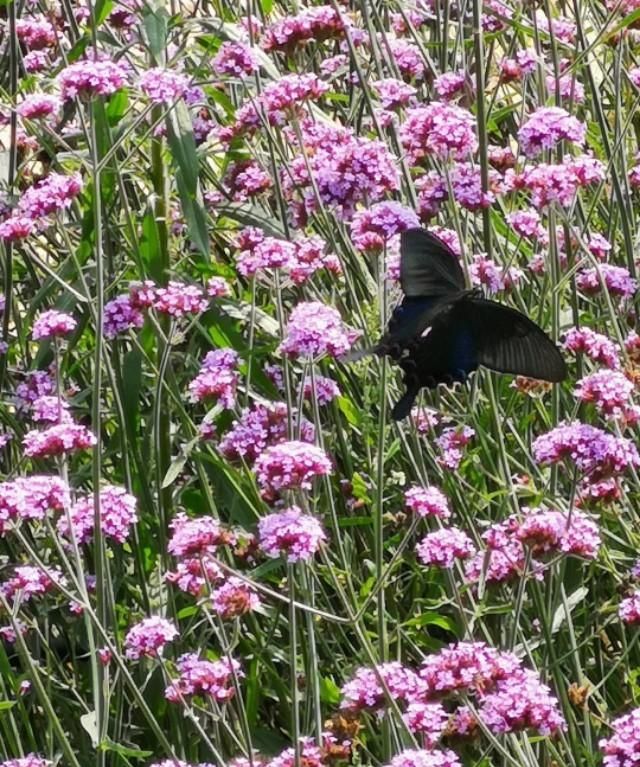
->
[
  {"left": 124, "top": 616, "right": 178, "bottom": 660},
  {"left": 404, "top": 485, "right": 451, "bottom": 519},
  {"left": 416, "top": 527, "right": 476, "bottom": 568},
  {"left": 279, "top": 301, "right": 357, "bottom": 359},
  {"left": 254, "top": 441, "right": 332, "bottom": 494},
  {"left": 258, "top": 506, "right": 326, "bottom": 562},
  {"left": 138, "top": 67, "right": 189, "bottom": 103},
  {"left": 164, "top": 653, "right": 242, "bottom": 702},
  {"left": 211, "top": 577, "right": 260, "bottom": 618},
  {"left": 32, "top": 310, "right": 76, "bottom": 341},
  {"left": 23, "top": 422, "right": 97, "bottom": 458},
  {"left": 56, "top": 485, "right": 138, "bottom": 545}
]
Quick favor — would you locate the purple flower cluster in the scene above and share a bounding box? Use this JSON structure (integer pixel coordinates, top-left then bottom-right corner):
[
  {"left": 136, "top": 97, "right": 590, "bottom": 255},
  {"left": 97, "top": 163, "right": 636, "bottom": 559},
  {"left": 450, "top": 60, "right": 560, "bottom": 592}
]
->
[
  {"left": 23, "top": 421, "right": 97, "bottom": 458},
  {"left": 575, "top": 370, "right": 638, "bottom": 422},
  {"left": 404, "top": 485, "right": 451, "bottom": 519},
  {"left": 254, "top": 440, "right": 332, "bottom": 494},
  {"left": 372, "top": 78, "right": 417, "bottom": 110},
  {"left": 434, "top": 71, "right": 470, "bottom": 101},
  {"left": 17, "top": 94, "right": 61, "bottom": 121},
  {"left": 212, "top": 42, "right": 258, "bottom": 77},
  {"left": 0, "top": 475, "right": 68, "bottom": 534},
  {"left": 533, "top": 421, "right": 640, "bottom": 479},
  {"left": 124, "top": 616, "right": 179, "bottom": 660},
  {"left": 212, "top": 577, "right": 260, "bottom": 619},
  {"left": 416, "top": 527, "right": 476, "bottom": 568},
  {"left": 103, "top": 295, "right": 144, "bottom": 338},
  {"left": 57, "top": 57, "right": 130, "bottom": 101},
  {"left": 153, "top": 281, "right": 209, "bottom": 317},
  {"left": 0, "top": 757, "right": 50, "bottom": 767},
  {"left": 507, "top": 208, "right": 546, "bottom": 240},
  {"left": 350, "top": 202, "right": 419, "bottom": 253},
  {"left": 386, "top": 750, "right": 461, "bottom": 767},
  {"left": 258, "top": 507, "right": 326, "bottom": 562},
  {"left": 518, "top": 106, "right": 586, "bottom": 157},
  {"left": 262, "top": 6, "right": 347, "bottom": 52},
  {"left": 436, "top": 426, "right": 475, "bottom": 470},
  {"left": 563, "top": 327, "right": 620, "bottom": 369},
  {"left": 138, "top": 67, "right": 189, "bottom": 103},
  {"left": 279, "top": 301, "right": 357, "bottom": 359},
  {"left": 576, "top": 264, "right": 637, "bottom": 299},
  {"left": 599, "top": 707, "right": 640, "bottom": 766},
  {"left": 512, "top": 155, "right": 606, "bottom": 207},
  {"left": 340, "top": 662, "right": 422, "bottom": 712},
  {"left": 165, "top": 653, "right": 242, "bottom": 702},
  {"left": 56, "top": 485, "right": 138, "bottom": 545},
  {"left": 619, "top": 591, "right": 640, "bottom": 625},
  {"left": 188, "top": 348, "right": 239, "bottom": 409},
  {"left": 1, "top": 564, "right": 66, "bottom": 604},
  {"left": 32, "top": 310, "right": 77, "bottom": 341},
  {"left": 400, "top": 102, "right": 478, "bottom": 162},
  {"left": 168, "top": 512, "right": 232, "bottom": 558}
]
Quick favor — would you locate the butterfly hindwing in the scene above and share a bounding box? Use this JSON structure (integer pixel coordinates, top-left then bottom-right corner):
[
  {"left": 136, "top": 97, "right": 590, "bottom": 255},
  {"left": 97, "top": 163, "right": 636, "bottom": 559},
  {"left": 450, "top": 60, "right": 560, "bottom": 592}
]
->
[
  {"left": 456, "top": 298, "right": 567, "bottom": 382},
  {"left": 400, "top": 229, "right": 466, "bottom": 298}
]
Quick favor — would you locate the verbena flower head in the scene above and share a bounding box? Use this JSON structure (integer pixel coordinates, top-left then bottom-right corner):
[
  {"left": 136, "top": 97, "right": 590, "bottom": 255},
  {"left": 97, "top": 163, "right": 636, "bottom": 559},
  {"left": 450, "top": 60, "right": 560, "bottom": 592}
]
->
[
  {"left": 400, "top": 102, "right": 478, "bottom": 162},
  {"left": 23, "top": 421, "right": 97, "bottom": 458},
  {"left": 372, "top": 78, "right": 417, "bottom": 109},
  {"left": 480, "top": 668, "right": 566, "bottom": 735},
  {"left": 600, "top": 707, "right": 640, "bottom": 766},
  {"left": 0, "top": 756, "right": 51, "bottom": 767},
  {"left": 575, "top": 370, "right": 637, "bottom": 422},
  {"left": 0, "top": 475, "right": 68, "bottom": 534},
  {"left": 301, "top": 375, "right": 340, "bottom": 405},
  {"left": 103, "top": 295, "right": 144, "bottom": 338},
  {"left": 419, "top": 641, "right": 522, "bottom": 700},
  {"left": 387, "top": 36, "right": 425, "bottom": 80},
  {"left": 416, "top": 527, "right": 476, "bottom": 568},
  {"left": 138, "top": 67, "right": 188, "bottom": 103},
  {"left": 385, "top": 749, "right": 462, "bottom": 767},
  {"left": 434, "top": 71, "right": 470, "bottom": 101},
  {"left": 57, "top": 57, "right": 130, "bottom": 101},
  {"left": 237, "top": 236, "right": 296, "bottom": 278},
  {"left": 290, "top": 236, "right": 342, "bottom": 285},
  {"left": 188, "top": 348, "right": 239, "bottom": 409},
  {"left": 533, "top": 421, "right": 640, "bottom": 479},
  {"left": 507, "top": 208, "right": 546, "bottom": 240},
  {"left": 56, "top": 485, "right": 138, "bottom": 545},
  {"left": 211, "top": 577, "right": 260, "bottom": 619},
  {"left": 517, "top": 507, "right": 600, "bottom": 559},
  {"left": 165, "top": 653, "right": 242, "bottom": 702},
  {"left": 32, "top": 395, "right": 71, "bottom": 424},
  {"left": 262, "top": 5, "right": 347, "bottom": 52},
  {"left": 166, "top": 556, "right": 223, "bottom": 597},
  {"left": 17, "top": 94, "right": 61, "bottom": 120},
  {"left": 32, "top": 310, "right": 77, "bottom": 340},
  {"left": 279, "top": 301, "right": 357, "bottom": 359},
  {"left": 619, "top": 591, "right": 640, "bottom": 625},
  {"left": 513, "top": 155, "right": 606, "bottom": 208},
  {"left": 518, "top": 106, "right": 586, "bottom": 157},
  {"left": 16, "top": 17, "right": 57, "bottom": 49},
  {"left": 124, "top": 616, "right": 178, "bottom": 660},
  {"left": 152, "top": 281, "right": 208, "bottom": 316},
  {"left": 258, "top": 506, "right": 326, "bottom": 562},
  {"left": 220, "top": 402, "right": 314, "bottom": 463},
  {"left": 254, "top": 441, "right": 332, "bottom": 493},
  {"left": 576, "top": 264, "right": 637, "bottom": 299},
  {"left": 436, "top": 425, "right": 474, "bottom": 470},
  {"left": 18, "top": 172, "right": 83, "bottom": 220},
  {"left": 563, "top": 327, "right": 620, "bottom": 369},
  {"left": 404, "top": 485, "right": 451, "bottom": 519},
  {"left": 212, "top": 42, "right": 258, "bottom": 76},
  {"left": 15, "top": 369, "right": 55, "bottom": 409},
  {"left": 402, "top": 702, "right": 449, "bottom": 744},
  {"left": 350, "top": 202, "right": 419, "bottom": 253},
  {"left": 168, "top": 512, "right": 232, "bottom": 557},
  {"left": 341, "top": 662, "right": 422, "bottom": 712}
]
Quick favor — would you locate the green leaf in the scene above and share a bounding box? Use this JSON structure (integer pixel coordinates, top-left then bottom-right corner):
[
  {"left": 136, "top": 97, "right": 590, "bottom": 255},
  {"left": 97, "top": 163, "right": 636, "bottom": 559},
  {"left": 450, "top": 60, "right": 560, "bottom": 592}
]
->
[
  {"left": 94, "top": 0, "right": 114, "bottom": 26},
  {"left": 337, "top": 395, "right": 361, "bottom": 426},
  {"left": 106, "top": 89, "right": 129, "bottom": 126},
  {"left": 143, "top": 7, "right": 169, "bottom": 63},
  {"left": 122, "top": 349, "right": 142, "bottom": 428},
  {"left": 139, "top": 208, "right": 163, "bottom": 281},
  {"left": 552, "top": 587, "right": 589, "bottom": 634},
  {"left": 0, "top": 701, "right": 16, "bottom": 712},
  {"left": 319, "top": 676, "right": 341, "bottom": 705},
  {"left": 403, "top": 612, "right": 458, "bottom": 632},
  {"left": 166, "top": 101, "right": 210, "bottom": 258},
  {"left": 99, "top": 739, "right": 153, "bottom": 759},
  {"left": 260, "top": 0, "right": 274, "bottom": 12}
]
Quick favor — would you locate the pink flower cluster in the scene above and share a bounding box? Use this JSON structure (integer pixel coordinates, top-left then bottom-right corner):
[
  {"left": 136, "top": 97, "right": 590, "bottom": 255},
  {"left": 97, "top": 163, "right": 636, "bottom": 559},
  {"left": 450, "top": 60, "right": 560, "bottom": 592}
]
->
[
  {"left": 533, "top": 421, "right": 640, "bottom": 479},
  {"left": 436, "top": 425, "right": 475, "bottom": 470},
  {"left": 188, "top": 348, "right": 239, "bottom": 409},
  {"left": 262, "top": 6, "right": 347, "bottom": 52},
  {"left": 18, "top": 94, "right": 61, "bottom": 121},
  {"left": 56, "top": 485, "right": 138, "bottom": 545},
  {"left": 400, "top": 102, "right": 478, "bottom": 162},
  {"left": 575, "top": 370, "right": 638, "bottom": 422},
  {"left": 507, "top": 208, "right": 546, "bottom": 240},
  {"left": 576, "top": 264, "right": 637, "bottom": 299},
  {"left": 279, "top": 302, "right": 357, "bottom": 359},
  {"left": 258, "top": 506, "right": 326, "bottom": 562},
  {"left": 511, "top": 155, "right": 606, "bottom": 208},
  {"left": 350, "top": 202, "right": 419, "bottom": 253},
  {"left": 1, "top": 564, "right": 66, "bottom": 604},
  {"left": 416, "top": 527, "right": 476, "bottom": 568},
  {"left": 219, "top": 402, "right": 314, "bottom": 463},
  {"left": 124, "top": 616, "right": 178, "bottom": 660},
  {"left": 518, "top": 106, "right": 586, "bottom": 157},
  {"left": 152, "top": 281, "right": 209, "bottom": 316},
  {"left": 23, "top": 421, "right": 97, "bottom": 458},
  {"left": 434, "top": 71, "right": 470, "bottom": 101},
  {"left": 372, "top": 78, "right": 417, "bottom": 110},
  {"left": 212, "top": 577, "right": 261, "bottom": 619},
  {"left": 212, "top": 42, "right": 259, "bottom": 77},
  {"left": 281, "top": 120, "right": 399, "bottom": 221},
  {"left": 563, "top": 327, "right": 620, "bottom": 369},
  {"left": 404, "top": 485, "right": 451, "bottom": 519},
  {"left": 0, "top": 757, "right": 50, "bottom": 767},
  {"left": 619, "top": 591, "right": 640, "bottom": 625},
  {"left": 57, "top": 57, "right": 130, "bottom": 101},
  {"left": 254, "top": 440, "right": 332, "bottom": 494},
  {"left": 138, "top": 67, "right": 189, "bottom": 103},
  {"left": 32, "top": 310, "right": 77, "bottom": 341},
  {"left": 340, "top": 662, "right": 422, "bottom": 711},
  {"left": 167, "top": 512, "right": 232, "bottom": 558},
  {"left": 165, "top": 653, "right": 242, "bottom": 702},
  {"left": 600, "top": 707, "right": 640, "bottom": 766},
  {"left": 0, "top": 475, "right": 68, "bottom": 534},
  {"left": 386, "top": 750, "right": 461, "bottom": 767},
  {"left": 103, "top": 295, "right": 144, "bottom": 338}
]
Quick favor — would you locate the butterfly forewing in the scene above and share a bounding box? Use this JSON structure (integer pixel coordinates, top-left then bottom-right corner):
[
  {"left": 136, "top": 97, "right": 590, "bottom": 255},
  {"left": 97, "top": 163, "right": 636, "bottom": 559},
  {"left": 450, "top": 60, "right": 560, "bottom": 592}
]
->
[
  {"left": 400, "top": 229, "right": 466, "bottom": 298},
  {"left": 459, "top": 298, "right": 567, "bottom": 382}
]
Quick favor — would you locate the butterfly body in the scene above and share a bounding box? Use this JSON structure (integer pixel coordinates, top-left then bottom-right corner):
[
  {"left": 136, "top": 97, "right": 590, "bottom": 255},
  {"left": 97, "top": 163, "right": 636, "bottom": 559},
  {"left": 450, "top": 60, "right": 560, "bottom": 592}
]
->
[{"left": 356, "top": 228, "right": 568, "bottom": 420}]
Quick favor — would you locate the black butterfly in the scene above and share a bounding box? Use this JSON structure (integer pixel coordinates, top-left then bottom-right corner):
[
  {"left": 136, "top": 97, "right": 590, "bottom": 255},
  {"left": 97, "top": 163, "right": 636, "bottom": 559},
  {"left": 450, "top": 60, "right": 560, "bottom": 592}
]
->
[{"left": 352, "top": 228, "right": 567, "bottom": 420}]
